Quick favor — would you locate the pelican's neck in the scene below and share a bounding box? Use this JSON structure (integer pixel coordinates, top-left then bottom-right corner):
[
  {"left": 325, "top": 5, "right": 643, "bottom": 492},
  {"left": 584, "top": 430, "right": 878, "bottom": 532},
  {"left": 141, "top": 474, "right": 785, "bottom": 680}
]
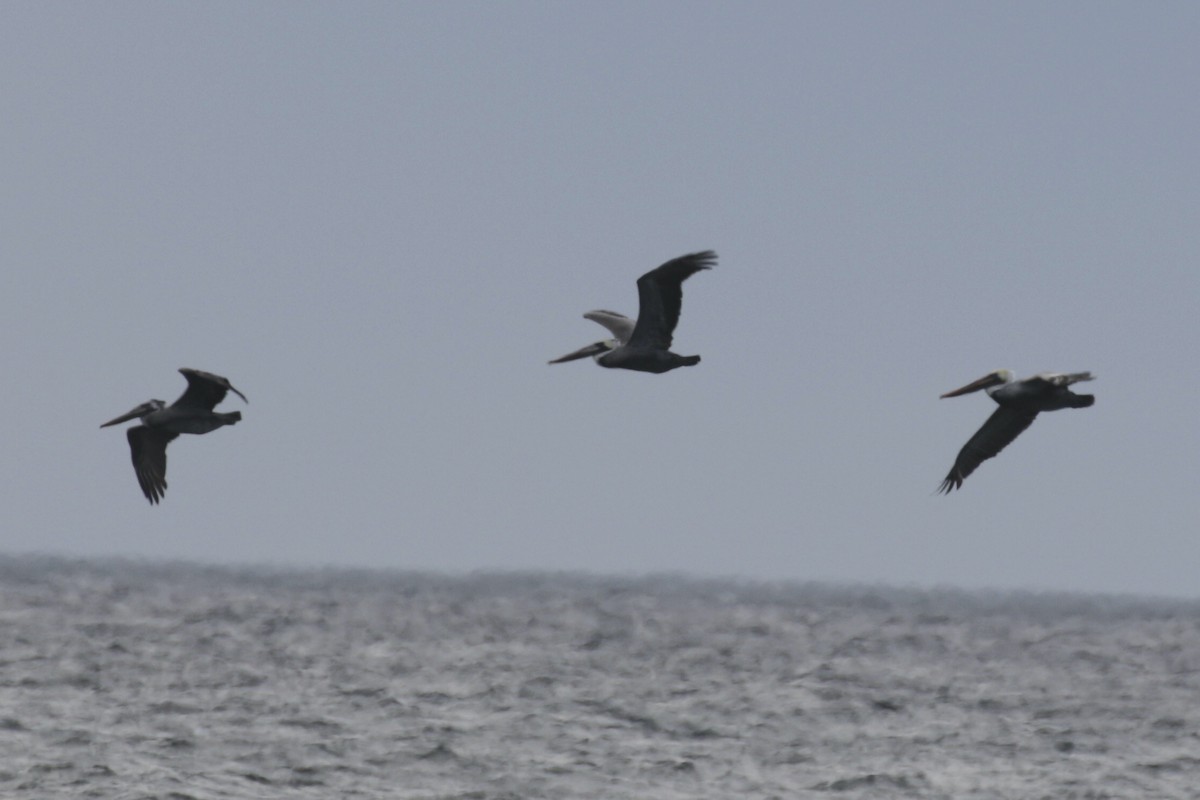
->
[
  {"left": 592, "top": 339, "right": 618, "bottom": 362},
  {"left": 984, "top": 369, "right": 1015, "bottom": 396}
]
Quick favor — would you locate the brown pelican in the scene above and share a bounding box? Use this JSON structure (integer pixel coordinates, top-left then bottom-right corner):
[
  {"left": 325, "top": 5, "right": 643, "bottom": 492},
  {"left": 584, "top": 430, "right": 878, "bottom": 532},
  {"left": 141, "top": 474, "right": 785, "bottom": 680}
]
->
[
  {"left": 938, "top": 370, "right": 1094, "bottom": 493},
  {"left": 549, "top": 251, "right": 715, "bottom": 373},
  {"left": 101, "top": 368, "right": 247, "bottom": 504}
]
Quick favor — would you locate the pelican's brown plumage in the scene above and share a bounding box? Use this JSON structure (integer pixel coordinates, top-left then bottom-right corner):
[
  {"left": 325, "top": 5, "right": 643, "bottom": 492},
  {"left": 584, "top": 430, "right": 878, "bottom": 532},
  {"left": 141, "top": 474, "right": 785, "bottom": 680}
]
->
[
  {"left": 938, "top": 370, "right": 1094, "bottom": 493},
  {"left": 551, "top": 251, "right": 715, "bottom": 374},
  {"left": 101, "top": 368, "right": 247, "bottom": 504}
]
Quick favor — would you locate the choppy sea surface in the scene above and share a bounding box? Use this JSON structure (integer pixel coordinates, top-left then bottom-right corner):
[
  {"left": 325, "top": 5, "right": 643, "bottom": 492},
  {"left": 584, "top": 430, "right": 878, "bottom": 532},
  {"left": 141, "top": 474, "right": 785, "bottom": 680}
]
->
[{"left": 1, "top": 556, "right": 1198, "bottom": 799}]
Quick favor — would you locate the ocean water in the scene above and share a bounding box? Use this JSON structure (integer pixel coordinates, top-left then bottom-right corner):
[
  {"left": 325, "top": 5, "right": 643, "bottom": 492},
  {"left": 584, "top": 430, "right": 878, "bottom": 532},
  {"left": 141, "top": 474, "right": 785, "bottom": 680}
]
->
[{"left": 0, "top": 557, "right": 1197, "bottom": 799}]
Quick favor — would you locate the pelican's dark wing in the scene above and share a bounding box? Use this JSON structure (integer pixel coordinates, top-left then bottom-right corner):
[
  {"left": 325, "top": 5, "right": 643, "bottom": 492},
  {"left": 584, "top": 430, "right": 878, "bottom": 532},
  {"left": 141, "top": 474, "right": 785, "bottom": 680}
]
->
[
  {"left": 175, "top": 368, "right": 248, "bottom": 410},
  {"left": 626, "top": 251, "right": 715, "bottom": 351},
  {"left": 939, "top": 406, "right": 1039, "bottom": 493},
  {"left": 128, "top": 426, "right": 179, "bottom": 504}
]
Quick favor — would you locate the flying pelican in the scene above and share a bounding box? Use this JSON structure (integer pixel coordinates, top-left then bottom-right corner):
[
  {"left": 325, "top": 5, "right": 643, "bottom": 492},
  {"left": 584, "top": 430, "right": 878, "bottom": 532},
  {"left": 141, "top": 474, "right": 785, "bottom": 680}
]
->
[
  {"left": 938, "top": 369, "right": 1094, "bottom": 493},
  {"left": 549, "top": 250, "right": 715, "bottom": 373},
  {"left": 101, "top": 368, "right": 247, "bottom": 504}
]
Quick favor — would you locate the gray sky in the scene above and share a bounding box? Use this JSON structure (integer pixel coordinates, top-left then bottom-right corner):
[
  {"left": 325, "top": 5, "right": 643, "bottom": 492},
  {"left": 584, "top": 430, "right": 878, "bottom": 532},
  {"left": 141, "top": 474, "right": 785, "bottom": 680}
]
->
[{"left": 4, "top": 3, "right": 1198, "bottom": 597}]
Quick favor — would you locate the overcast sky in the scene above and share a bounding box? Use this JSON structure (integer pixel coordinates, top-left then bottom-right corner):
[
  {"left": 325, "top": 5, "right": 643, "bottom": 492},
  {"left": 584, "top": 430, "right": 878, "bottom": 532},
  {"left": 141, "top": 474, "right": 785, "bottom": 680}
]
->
[{"left": 3, "top": 2, "right": 1197, "bottom": 597}]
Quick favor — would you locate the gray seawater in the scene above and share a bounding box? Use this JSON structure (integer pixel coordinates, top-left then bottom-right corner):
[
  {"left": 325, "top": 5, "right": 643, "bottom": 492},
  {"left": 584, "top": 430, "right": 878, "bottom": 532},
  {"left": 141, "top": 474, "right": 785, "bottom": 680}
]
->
[{"left": 1, "top": 557, "right": 1198, "bottom": 799}]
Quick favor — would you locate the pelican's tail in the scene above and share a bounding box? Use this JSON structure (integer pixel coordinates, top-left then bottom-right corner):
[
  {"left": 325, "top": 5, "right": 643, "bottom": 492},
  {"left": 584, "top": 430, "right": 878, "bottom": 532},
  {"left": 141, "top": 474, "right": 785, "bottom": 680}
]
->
[{"left": 1069, "top": 394, "right": 1094, "bottom": 408}]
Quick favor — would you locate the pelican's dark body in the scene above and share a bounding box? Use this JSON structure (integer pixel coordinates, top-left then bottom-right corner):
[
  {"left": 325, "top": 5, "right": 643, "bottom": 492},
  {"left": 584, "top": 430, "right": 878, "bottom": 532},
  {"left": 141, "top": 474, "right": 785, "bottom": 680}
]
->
[
  {"left": 139, "top": 407, "right": 242, "bottom": 435},
  {"left": 939, "top": 370, "right": 1094, "bottom": 493},
  {"left": 597, "top": 349, "right": 701, "bottom": 373},
  {"left": 101, "top": 368, "right": 247, "bottom": 504},
  {"left": 550, "top": 251, "right": 714, "bottom": 374},
  {"left": 988, "top": 378, "right": 1094, "bottom": 413}
]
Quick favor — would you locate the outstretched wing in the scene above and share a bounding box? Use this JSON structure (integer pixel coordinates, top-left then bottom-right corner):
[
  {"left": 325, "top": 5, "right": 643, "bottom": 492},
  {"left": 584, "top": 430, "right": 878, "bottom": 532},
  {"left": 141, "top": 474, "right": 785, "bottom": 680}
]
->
[
  {"left": 128, "top": 426, "right": 179, "bottom": 504},
  {"left": 626, "top": 251, "right": 715, "bottom": 351},
  {"left": 939, "top": 406, "right": 1039, "bottom": 493},
  {"left": 175, "top": 368, "right": 248, "bottom": 410}
]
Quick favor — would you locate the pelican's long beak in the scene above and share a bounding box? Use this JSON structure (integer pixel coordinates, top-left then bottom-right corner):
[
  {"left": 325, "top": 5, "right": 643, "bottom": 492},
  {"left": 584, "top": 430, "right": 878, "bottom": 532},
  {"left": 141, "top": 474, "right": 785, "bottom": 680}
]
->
[
  {"left": 548, "top": 340, "right": 613, "bottom": 364},
  {"left": 100, "top": 403, "right": 153, "bottom": 428},
  {"left": 940, "top": 372, "right": 1004, "bottom": 399}
]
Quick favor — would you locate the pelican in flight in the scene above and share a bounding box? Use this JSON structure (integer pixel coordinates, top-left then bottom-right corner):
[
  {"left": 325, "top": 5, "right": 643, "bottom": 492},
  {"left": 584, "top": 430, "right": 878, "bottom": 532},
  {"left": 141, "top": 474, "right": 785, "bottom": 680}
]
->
[
  {"left": 938, "top": 370, "right": 1094, "bottom": 493},
  {"left": 101, "top": 368, "right": 247, "bottom": 504},
  {"left": 549, "top": 250, "right": 715, "bottom": 374}
]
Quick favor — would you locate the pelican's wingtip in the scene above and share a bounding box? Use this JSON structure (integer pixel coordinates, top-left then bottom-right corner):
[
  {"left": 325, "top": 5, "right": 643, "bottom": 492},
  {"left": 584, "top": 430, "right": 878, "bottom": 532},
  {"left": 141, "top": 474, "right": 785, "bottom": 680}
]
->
[{"left": 937, "top": 475, "right": 962, "bottom": 494}]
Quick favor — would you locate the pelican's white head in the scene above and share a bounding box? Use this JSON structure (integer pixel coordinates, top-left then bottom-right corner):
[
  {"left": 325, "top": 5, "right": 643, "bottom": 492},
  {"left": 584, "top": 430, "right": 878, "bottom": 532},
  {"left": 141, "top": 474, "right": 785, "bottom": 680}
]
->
[
  {"left": 940, "top": 369, "right": 1014, "bottom": 399},
  {"left": 99, "top": 399, "right": 166, "bottom": 428},
  {"left": 990, "top": 368, "right": 1015, "bottom": 389},
  {"left": 547, "top": 339, "right": 617, "bottom": 365},
  {"left": 593, "top": 338, "right": 618, "bottom": 361}
]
